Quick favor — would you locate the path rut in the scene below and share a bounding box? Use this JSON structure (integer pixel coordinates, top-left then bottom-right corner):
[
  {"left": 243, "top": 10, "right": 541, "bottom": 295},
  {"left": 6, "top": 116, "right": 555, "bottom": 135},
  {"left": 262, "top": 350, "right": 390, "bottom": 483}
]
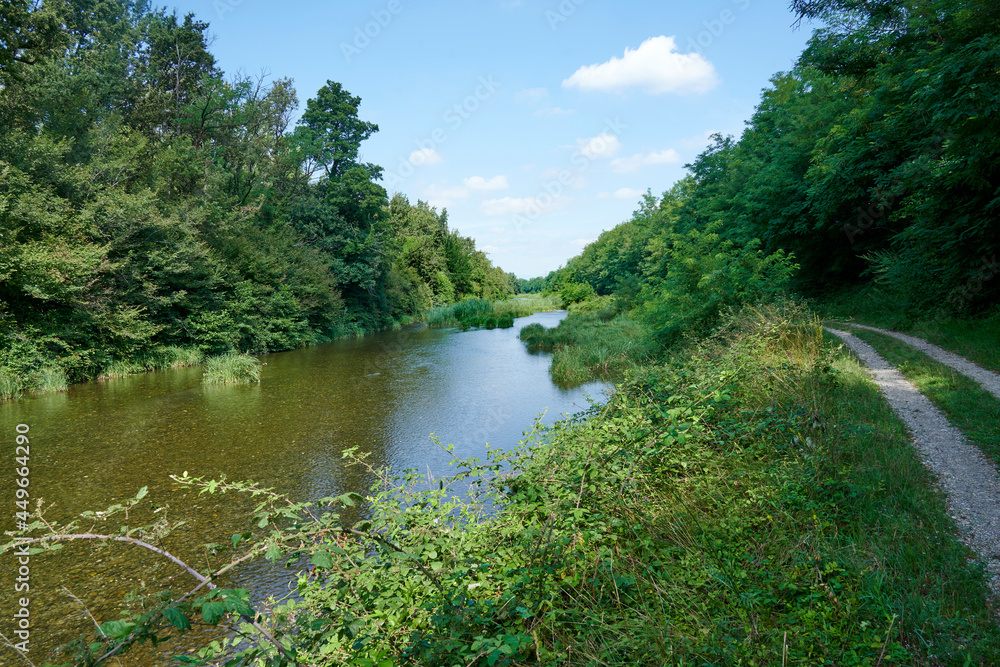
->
[
  {"left": 825, "top": 326, "right": 1000, "bottom": 592},
  {"left": 843, "top": 323, "right": 1000, "bottom": 400}
]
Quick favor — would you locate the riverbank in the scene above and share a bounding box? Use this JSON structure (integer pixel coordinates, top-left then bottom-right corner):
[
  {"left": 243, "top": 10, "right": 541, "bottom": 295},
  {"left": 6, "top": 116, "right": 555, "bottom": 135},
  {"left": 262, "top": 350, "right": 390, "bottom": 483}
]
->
[
  {"left": 14, "top": 302, "right": 999, "bottom": 665},
  {"left": 0, "top": 296, "right": 558, "bottom": 401}
]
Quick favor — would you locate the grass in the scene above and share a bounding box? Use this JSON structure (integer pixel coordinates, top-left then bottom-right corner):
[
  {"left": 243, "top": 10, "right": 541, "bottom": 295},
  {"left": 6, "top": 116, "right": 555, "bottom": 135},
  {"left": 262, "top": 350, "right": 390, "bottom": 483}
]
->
[
  {"left": 1, "top": 364, "right": 67, "bottom": 399},
  {"left": 98, "top": 359, "right": 145, "bottom": 380},
  {"left": 97, "top": 347, "right": 205, "bottom": 382},
  {"left": 0, "top": 368, "right": 26, "bottom": 400},
  {"left": 520, "top": 307, "right": 653, "bottom": 385},
  {"left": 202, "top": 351, "right": 262, "bottom": 384},
  {"left": 506, "top": 304, "right": 1000, "bottom": 663},
  {"left": 818, "top": 285, "right": 1000, "bottom": 372},
  {"left": 154, "top": 346, "right": 205, "bottom": 369},
  {"left": 843, "top": 325, "right": 1000, "bottom": 468},
  {"left": 30, "top": 365, "right": 68, "bottom": 394},
  {"left": 428, "top": 296, "right": 561, "bottom": 330}
]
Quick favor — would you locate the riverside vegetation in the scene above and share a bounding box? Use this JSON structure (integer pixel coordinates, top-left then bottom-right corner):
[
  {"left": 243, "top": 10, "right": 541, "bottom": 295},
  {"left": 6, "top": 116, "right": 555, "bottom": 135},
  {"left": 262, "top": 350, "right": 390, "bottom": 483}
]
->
[
  {"left": 8, "top": 303, "right": 1000, "bottom": 665},
  {"left": 0, "top": 1, "right": 517, "bottom": 399},
  {"left": 5, "top": 0, "right": 1000, "bottom": 664}
]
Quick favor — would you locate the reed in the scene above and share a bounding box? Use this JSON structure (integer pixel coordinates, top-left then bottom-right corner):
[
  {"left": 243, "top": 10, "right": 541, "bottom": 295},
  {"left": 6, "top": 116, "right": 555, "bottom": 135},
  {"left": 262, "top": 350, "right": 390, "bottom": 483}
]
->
[{"left": 202, "top": 352, "right": 262, "bottom": 384}]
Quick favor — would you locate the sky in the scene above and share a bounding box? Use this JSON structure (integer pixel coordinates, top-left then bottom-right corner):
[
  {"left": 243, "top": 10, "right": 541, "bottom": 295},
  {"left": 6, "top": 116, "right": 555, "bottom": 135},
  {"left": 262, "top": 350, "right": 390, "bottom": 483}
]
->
[{"left": 167, "top": 0, "right": 818, "bottom": 279}]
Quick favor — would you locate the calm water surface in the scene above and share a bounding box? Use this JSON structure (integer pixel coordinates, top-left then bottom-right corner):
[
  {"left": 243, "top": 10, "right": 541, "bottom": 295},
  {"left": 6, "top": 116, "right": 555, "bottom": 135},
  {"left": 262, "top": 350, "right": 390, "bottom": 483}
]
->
[{"left": 0, "top": 311, "right": 606, "bottom": 664}]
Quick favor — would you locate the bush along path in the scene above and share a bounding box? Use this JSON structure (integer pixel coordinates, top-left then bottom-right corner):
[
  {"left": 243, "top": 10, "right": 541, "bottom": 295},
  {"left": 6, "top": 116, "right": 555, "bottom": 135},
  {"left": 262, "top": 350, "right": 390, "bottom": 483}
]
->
[{"left": 825, "top": 327, "right": 1000, "bottom": 591}]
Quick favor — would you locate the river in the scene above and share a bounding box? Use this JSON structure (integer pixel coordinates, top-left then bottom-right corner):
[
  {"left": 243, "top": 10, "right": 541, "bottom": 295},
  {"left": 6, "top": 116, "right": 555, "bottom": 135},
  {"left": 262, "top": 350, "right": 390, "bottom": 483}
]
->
[{"left": 0, "top": 311, "right": 607, "bottom": 665}]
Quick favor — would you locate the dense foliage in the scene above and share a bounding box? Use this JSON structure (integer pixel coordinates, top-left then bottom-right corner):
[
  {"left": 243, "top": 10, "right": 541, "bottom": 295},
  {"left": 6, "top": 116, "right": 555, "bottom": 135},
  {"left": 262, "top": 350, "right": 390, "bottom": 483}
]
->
[
  {"left": 0, "top": 0, "right": 512, "bottom": 397},
  {"left": 534, "top": 0, "right": 999, "bottom": 340}
]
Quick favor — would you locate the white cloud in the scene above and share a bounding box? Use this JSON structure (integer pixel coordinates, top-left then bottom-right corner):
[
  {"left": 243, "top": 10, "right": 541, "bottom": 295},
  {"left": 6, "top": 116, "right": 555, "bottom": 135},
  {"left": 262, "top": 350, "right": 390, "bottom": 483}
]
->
[
  {"left": 613, "top": 187, "right": 644, "bottom": 200},
  {"left": 480, "top": 196, "right": 567, "bottom": 217},
  {"left": 610, "top": 148, "right": 682, "bottom": 173},
  {"left": 570, "top": 238, "right": 595, "bottom": 247},
  {"left": 534, "top": 106, "right": 573, "bottom": 117},
  {"left": 576, "top": 132, "right": 622, "bottom": 159},
  {"left": 408, "top": 147, "right": 443, "bottom": 166},
  {"left": 562, "top": 35, "right": 719, "bottom": 95},
  {"left": 463, "top": 175, "right": 509, "bottom": 191}
]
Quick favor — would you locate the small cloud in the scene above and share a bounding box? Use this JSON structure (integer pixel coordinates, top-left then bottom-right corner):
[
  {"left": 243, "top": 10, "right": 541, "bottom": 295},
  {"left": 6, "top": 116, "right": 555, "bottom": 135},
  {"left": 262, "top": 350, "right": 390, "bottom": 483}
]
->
[
  {"left": 481, "top": 195, "right": 567, "bottom": 216},
  {"left": 611, "top": 148, "right": 682, "bottom": 173},
  {"left": 464, "top": 175, "right": 509, "bottom": 191},
  {"left": 534, "top": 106, "right": 574, "bottom": 117},
  {"left": 515, "top": 87, "right": 549, "bottom": 103},
  {"left": 614, "top": 188, "right": 644, "bottom": 200},
  {"left": 409, "top": 148, "right": 443, "bottom": 166},
  {"left": 570, "top": 238, "right": 595, "bottom": 247},
  {"left": 563, "top": 35, "right": 718, "bottom": 95},
  {"left": 576, "top": 132, "right": 622, "bottom": 159},
  {"left": 596, "top": 191, "right": 611, "bottom": 199}
]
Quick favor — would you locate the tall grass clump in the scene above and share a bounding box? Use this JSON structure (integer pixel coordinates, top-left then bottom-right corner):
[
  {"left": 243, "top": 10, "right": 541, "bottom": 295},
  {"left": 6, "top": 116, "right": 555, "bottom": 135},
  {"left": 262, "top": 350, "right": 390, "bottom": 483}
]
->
[
  {"left": 0, "top": 368, "right": 25, "bottom": 400},
  {"left": 29, "top": 365, "right": 68, "bottom": 394},
  {"left": 520, "top": 309, "right": 652, "bottom": 384},
  {"left": 202, "top": 352, "right": 262, "bottom": 384},
  {"left": 155, "top": 346, "right": 204, "bottom": 369},
  {"left": 98, "top": 359, "right": 145, "bottom": 381}
]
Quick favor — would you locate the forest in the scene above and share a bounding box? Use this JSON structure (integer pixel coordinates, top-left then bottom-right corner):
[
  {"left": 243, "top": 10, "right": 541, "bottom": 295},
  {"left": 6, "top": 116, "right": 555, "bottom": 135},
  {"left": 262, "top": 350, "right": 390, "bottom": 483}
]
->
[
  {"left": 528, "top": 0, "right": 998, "bottom": 346},
  {"left": 0, "top": 0, "right": 514, "bottom": 396}
]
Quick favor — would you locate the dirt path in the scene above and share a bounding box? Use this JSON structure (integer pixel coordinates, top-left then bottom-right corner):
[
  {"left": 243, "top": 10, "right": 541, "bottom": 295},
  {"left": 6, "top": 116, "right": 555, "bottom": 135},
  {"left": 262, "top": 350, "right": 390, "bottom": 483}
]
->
[
  {"left": 825, "top": 326, "right": 1000, "bottom": 592},
  {"left": 841, "top": 323, "right": 1000, "bottom": 400}
]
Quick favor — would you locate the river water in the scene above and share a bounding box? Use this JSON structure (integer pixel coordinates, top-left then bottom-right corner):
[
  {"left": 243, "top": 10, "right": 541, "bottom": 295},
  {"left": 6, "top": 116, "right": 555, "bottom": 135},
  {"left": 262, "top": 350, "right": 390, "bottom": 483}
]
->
[{"left": 0, "top": 311, "right": 607, "bottom": 665}]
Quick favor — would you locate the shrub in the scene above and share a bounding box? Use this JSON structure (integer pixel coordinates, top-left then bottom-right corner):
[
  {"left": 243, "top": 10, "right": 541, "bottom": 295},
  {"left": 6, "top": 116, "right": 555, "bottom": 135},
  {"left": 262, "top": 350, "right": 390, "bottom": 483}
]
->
[{"left": 637, "top": 227, "right": 797, "bottom": 348}]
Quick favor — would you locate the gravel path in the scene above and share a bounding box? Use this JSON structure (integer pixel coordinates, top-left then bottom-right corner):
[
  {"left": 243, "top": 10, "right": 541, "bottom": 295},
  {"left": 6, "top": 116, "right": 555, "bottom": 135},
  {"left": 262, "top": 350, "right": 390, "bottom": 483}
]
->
[
  {"left": 842, "top": 323, "right": 1000, "bottom": 400},
  {"left": 826, "top": 327, "right": 1000, "bottom": 591}
]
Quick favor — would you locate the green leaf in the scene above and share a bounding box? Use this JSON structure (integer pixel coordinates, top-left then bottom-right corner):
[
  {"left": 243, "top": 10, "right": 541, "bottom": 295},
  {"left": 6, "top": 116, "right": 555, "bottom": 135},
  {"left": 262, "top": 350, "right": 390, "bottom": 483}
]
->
[
  {"left": 222, "top": 597, "right": 254, "bottom": 618},
  {"left": 136, "top": 486, "right": 148, "bottom": 500},
  {"left": 311, "top": 551, "right": 335, "bottom": 569},
  {"left": 163, "top": 607, "right": 191, "bottom": 630},
  {"left": 201, "top": 600, "right": 226, "bottom": 625},
  {"left": 98, "top": 620, "right": 136, "bottom": 640}
]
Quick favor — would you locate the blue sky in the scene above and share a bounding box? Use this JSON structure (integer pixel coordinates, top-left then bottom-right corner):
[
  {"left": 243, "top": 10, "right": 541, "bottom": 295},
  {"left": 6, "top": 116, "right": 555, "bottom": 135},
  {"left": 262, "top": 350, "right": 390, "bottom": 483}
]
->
[{"left": 168, "top": 0, "right": 817, "bottom": 279}]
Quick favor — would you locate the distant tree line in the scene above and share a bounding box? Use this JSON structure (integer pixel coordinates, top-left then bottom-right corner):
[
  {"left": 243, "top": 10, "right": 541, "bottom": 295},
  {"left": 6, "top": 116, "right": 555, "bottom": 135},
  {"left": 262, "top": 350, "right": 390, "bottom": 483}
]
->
[{"left": 0, "top": 0, "right": 513, "bottom": 388}]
